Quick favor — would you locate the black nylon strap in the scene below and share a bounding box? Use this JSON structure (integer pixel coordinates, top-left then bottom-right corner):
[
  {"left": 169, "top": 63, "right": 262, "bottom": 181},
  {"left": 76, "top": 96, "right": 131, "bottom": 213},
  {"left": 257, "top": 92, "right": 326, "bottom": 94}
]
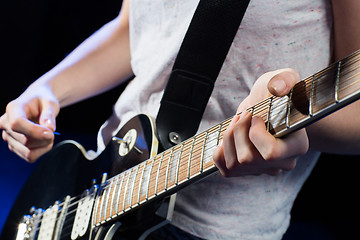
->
[{"left": 156, "top": 0, "right": 250, "bottom": 150}]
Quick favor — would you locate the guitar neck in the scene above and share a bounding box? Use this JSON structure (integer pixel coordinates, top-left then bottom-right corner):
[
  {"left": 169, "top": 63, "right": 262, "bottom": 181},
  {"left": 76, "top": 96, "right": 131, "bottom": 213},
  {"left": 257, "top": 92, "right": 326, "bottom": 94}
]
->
[
  {"left": 260, "top": 50, "right": 360, "bottom": 138},
  {"left": 92, "top": 125, "right": 221, "bottom": 226},
  {"left": 92, "top": 50, "right": 360, "bottom": 227}
]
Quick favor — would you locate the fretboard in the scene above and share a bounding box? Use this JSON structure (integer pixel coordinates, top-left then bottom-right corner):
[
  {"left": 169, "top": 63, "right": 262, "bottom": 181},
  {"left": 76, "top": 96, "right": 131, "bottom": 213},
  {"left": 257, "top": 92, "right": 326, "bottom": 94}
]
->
[{"left": 92, "top": 50, "right": 360, "bottom": 227}]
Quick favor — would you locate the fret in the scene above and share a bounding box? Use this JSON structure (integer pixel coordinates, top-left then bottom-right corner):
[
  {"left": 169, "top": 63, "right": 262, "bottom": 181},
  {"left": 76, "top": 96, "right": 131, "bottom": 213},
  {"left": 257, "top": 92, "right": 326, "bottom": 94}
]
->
[
  {"left": 309, "top": 74, "right": 315, "bottom": 116},
  {"left": 203, "top": 127, "right": 219, "bottom": 170},
  {"left": 121, "top": 171, "right": 131, "bottom": 212},
  {"left": 145, "top": 158, "right": 155, "bottom": 201},
  {"left": 189, "top": 132, "right": 205, "bottom": 178},
  {"left": 164, "top": 148, "right": 174, "bottom": 190},
  {"left": 147, "top": 154, "right": 163, "bottom": 198},
  {"left": 168, "top": 146, "right": 181, "bottom": 188},
  {"left": 109, "top": 175, "right": 120, "bottom": 217},
  {"left": 155, "top": 152, "right": 165, "bottom": 195},
  {"left": 130, "top": 164, "right": 142, "bottom": 208},
  {"left": 98, "top": 186, "right": 107, "bottom": 223},
  {"left": 127, "top": 166, "right": 139, "bottom": 210},
  {"left": 286, "top": 76, "right": 312, "bottom": 130},
  {"left": 131, "top": 163, "right": 144, "bottom": 207},
  {"left": 250, "top": 106, "right": 255, "bottom": 115},
  {"left": 187, "top": 138, "right": 196, "bottom": 179},
  {"left": 314, "top": 65, "right": 337, "bottom": 115},
  {"left": 266, "top": 96, "right": 274, "bottom": 132},
  {"left": 92, "top": 191, "right": 101, "bottom": 226},
  {"left": 335, "top": 61, "right": 341, "bottom": 103},
  {"left": 137, "top": 161, "right": 147, "bottom": 205},
  {"left": 159, "top": 149, "right": 172, "bottom": 192},
  {"left": 97, "top": 193, "right": 104, "bottom": 224},
  {"left": 176, "top": 139, "right": 192, "bottom": 184},
  {"left": 217, "top": 122, "right": 223, "bottom": 145},
  {"left": 108, "top": 177, "right": 116, "bottom": 219},
  {"left": 114, "top": 173, "right": 124, "bottom": 216},
  {"left": 103, "top": 182, "right": 112, "bottom": 221},
  {"left": 175, "top": 143, "right": 184, "bottom": 185},
  {"left": 285, "top": 89, "right": 292, "bottom": 129},
  {"left": 339, "top": 55, "right": 360, "bottom": 100},
  {"left": 97, "top": 195, "right": 105, "bottom": 224},
  {"left": 264, "top": 95, "right": 288, "bottom": 137},
  {"left": 200, "top": 131, "right": 209, "bottom": 173}
]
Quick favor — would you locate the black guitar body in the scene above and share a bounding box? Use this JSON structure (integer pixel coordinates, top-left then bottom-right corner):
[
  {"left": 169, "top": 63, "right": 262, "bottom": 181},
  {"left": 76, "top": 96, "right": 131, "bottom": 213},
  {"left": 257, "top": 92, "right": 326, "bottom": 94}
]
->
[
  {"left": 1, "top": 114, "right": 173, "bottom": 240},
  {"left": 1, "top": 142, "right": 110, "bottom": 240}
]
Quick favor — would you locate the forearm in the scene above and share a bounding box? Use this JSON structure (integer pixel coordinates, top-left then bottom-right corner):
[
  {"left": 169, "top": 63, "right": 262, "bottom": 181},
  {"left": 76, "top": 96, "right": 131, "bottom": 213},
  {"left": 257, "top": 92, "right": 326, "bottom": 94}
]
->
[
  {"left": 307, "top": 101, "right": 360, "bottom": 155},
  {"left": 305, "top": 0, "right": 360, "bottom": 155},
  {"left": 331, "top": 0, "right": 360, "bottom": 61},
  {"left": 29, "top": 1, "right": 132, "bottom": 107}
]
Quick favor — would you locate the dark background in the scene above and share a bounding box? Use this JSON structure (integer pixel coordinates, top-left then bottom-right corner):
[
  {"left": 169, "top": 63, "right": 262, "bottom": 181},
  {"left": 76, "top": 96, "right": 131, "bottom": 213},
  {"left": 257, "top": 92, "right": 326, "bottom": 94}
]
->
[{"left": 0, "top": 0, "right": 359, "bottom": 239}]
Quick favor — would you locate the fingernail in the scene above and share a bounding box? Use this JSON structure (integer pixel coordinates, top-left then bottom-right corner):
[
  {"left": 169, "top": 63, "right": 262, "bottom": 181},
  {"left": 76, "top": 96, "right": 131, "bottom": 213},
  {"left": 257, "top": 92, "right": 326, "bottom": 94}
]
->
[
  {"left": 271, "top": 79, "right": 286, "bottom": 93},
  {"left": 44, "top": 118, "right": 52, "bottom": 125},
  {"left": 240, "top": 111, "right": 249, "bottom": 120},
  {"left": 42, "top": 130, "right": 53, "bottom": 139},
  {"left": 230, "top": 114, "right": 240, "bottom": 125},
  {"left": 42, "top": 118, "right": 56, "bottom": 131},
  {"left": 251, "top": 116, "right": 265, "bottom": 127}
]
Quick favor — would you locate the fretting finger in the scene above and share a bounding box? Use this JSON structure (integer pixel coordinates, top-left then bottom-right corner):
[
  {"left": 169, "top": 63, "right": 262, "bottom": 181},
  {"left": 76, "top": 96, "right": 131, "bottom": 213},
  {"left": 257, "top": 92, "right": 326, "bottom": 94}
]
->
[{"left": 249, "top": 116, "right": 308, "bottom": 170}]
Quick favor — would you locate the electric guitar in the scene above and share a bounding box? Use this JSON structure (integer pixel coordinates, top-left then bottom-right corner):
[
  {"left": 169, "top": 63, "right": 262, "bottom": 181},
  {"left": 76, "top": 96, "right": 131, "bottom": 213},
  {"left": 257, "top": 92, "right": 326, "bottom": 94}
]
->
[{"left": 2, "top": 50, "right": 360, "bottom": 240}]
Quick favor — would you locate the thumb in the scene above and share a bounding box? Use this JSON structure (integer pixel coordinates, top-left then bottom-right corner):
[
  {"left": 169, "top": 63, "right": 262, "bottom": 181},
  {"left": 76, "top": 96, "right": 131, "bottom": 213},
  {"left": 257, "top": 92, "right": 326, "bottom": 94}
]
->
[
  {"left": 0, "top": 114, "right": 6, "bottom": 129},
  {"left": 39, "top": 102, "right": 59, "bottom": 132},
  {"left": 267, "top": 68, "right": 300, "bottom": 97}
]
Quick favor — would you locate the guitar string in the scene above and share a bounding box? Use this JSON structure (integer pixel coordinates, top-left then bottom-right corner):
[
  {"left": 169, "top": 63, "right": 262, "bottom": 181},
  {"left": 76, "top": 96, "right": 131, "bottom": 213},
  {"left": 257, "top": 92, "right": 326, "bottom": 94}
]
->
[
  {"left": 29, "top": 185, "right": 111, "bottom": 234},
  {"left": 141, "top": 50, "right": 360, "bottom": 192},
  {"left": 59, "top": 211, "right": 80, "bottom": 240},
  {"left": 31, "top": 72, "right": 360, "bottom": 233},
  {"left": 130, "top": 61, "right": 360, "bottom": 189},
  {"left": 33, "top": 55, "right": 360, "bottom": 233},
  {"left": 99, "top": 77, "right": 358, "bottom": 219},
  {"left": 94, "top": 56, "right": 360, "bottom": 217},
  {"left": 34, "top": 213, "right": 77, "bottom": 237},
  {"left": 59, "top": 210, "right": 76, "bottom": 239},
  {"left": 90, "top": 63, "right": 360, "bottom": 222},
  {"left": 28, "top": 194, "right": 80, "bottom": 227},
  {"left": 58, "top": 224, "right": 73, "bottom": 240},
  {"left": 29, "top": 118, "right": 232, "bottom": 232},
  {"left": 51, "top": 213, "right": 76, "bottom": 240},
  {"left": 27, "top": 50, "right": 360, "bottom": 232},
  {"left": 30, "top": 194, "right": 94, "bottom": 233},
  {"left": 31, "top": 175, "right": 117, "bottom": 229},
  {"left": 31, "top": 67, "right": 360, "bottom": 233},
  {"left": 31, "top": 84, "right": 360, "bottom": 236},
  {"left": 31, "top": 164, "right": 154, "bottom": 233}
]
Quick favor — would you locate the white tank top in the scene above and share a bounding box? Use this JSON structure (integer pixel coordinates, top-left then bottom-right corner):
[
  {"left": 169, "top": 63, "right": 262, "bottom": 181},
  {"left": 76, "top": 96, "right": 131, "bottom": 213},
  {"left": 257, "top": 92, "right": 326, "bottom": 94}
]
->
[{"left": 98, "top": 0, "right": 333, "bottom": 239}]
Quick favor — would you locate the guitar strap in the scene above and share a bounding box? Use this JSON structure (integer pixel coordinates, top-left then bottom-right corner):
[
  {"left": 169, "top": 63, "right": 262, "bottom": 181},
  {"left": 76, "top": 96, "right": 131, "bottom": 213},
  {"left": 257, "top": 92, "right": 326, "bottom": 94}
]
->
[{"left": 156, "top": 0, "right": 251, "bottom": 150}]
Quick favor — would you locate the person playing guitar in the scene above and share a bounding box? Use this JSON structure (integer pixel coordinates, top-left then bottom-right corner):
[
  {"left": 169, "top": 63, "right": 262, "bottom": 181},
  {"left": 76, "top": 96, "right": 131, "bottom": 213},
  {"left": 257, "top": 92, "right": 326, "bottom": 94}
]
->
[{"left": 1, "top": 0, "right": 360, "bottom": 239}]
